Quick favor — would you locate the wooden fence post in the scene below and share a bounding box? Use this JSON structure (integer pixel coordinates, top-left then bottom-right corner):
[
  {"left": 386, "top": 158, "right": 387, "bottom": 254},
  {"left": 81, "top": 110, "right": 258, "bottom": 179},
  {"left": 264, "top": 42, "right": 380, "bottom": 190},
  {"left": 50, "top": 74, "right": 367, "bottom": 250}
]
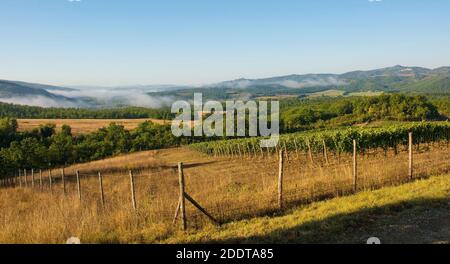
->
[
  {"left": 409, "top": 132, "right": 413, "bottom": 181},
  {"left": 278, "top": 149, "right": 284, "bottom": 210},
  {"left": 31, "top": 169, "right": 35, "bottom": 188},
  {"left": 353, "top": 140, "right": 358, "bottom": 193},
  {"left": 18, "top": 169, "right": 22, "bottom": 188},
  {"left": 61, "top": 168, "right": 66, "bottom": 195},
  {"left": 24, "top": 169, "right": 28, "bottom": 187},
  {"left": 48, "top": 170, "right": 53, "bottom": 193},
  {"left": 39, "top": 169, "right": 43, "bottom": 190},
  {"left": 178, "top": 162, "right": 187, "bottom": 231},
  {"left": 129, "top": 170, "right": 137, "bottom": 210},
  {"left": 98, "top": 172, "right": 105, "bottom": 206},
  {"left": 76, "top": 170, "right": 81, "bottom": 201}
]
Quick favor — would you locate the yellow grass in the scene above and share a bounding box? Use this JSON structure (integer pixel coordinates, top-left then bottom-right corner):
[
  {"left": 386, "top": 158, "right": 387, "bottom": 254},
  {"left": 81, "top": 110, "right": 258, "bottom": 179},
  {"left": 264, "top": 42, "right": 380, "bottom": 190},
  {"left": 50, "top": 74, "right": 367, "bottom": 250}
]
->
[
  {"left": 0, "top": 143, "right": 449, "bottom": 244},
  {"left": 307, "top": 89, "right": 346, "bottom": 98},
  {"left": 17, "top": 118, "right": 168, "bottom": 135}
]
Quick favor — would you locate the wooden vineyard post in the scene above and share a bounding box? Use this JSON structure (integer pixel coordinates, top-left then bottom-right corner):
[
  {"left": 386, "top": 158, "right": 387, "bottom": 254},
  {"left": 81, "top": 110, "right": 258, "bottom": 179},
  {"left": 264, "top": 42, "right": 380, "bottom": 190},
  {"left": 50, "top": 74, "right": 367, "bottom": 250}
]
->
[
  {"left": 24, "top": 169, "right": 28, "bottom": 187},
  {"left": 48, "top": 170, "right": 53, "bottom": 193},
  {"left": 283, "top": 142, "right": 289, "bottom": 162},
  {"left": 259, "top": 146, "right": 264, "bottom": 159},
  {"left": 275, "top": 143, "right": 280, "bottom": 160},
  {"left": 61, "top": 168, "right": 67, "bottom": 195},
  {"left": 129, "top": 170, "right": 137, "bottom": 211},
  {"left": 31, "top": 169, "right": 35, "bottom": 188},
  {"left": 178, "top": 162, "right": 187, "bottom": 231},
  {"left": 306, "top": 139, "right": 314, "bottom": 166},
  {"left": 76, "top": 170, "right": 81, "bottom": 201},
  {"left": 353, "top": 140, "right": 358, "bottom": 193},
  {"left": 98, "top": 172, "right": 105, "bottom": 207},
  {"left": 294, "top": 139, "right": 300, "bottom": 159},
  {"left": 237, "top": 144, "right": 242, "bottom": 157},
  {"left": 409, "top": 132, "right": 413, "bottom": 181},
  {"left": 39, "top": 169, "right": 43, "bottom": 190},
  {"left": 251, "top": 143, "right": 256, "bottom": 160},
  {"left": 323, "top": 140, "right": 329, "bottom": 165},
  {"left": 18, "top": 169, "right": 22, "bottom": 188},
  {"left": 278, "top": 149, "right": 284, "bottom": 210}
]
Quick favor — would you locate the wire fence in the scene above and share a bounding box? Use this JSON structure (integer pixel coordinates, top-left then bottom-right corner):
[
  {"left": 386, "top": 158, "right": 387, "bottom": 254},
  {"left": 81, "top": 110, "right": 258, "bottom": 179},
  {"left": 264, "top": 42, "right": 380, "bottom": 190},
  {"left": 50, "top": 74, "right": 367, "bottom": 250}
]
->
[{"left": 0, "top": 133, "right": 449, "bottom": 230}]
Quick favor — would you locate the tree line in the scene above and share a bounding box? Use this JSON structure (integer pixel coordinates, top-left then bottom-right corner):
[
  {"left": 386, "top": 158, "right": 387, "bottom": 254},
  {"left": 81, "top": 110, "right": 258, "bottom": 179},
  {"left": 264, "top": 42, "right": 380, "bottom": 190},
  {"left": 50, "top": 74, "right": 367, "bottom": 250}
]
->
[
  {"left": 0, "top": 103, "right": 173, "bottom": 119},
  {"left": 280, "top": 94, "right": 445, "bottom": 132},
  {"left": 0, "top": 118, "right": 202, "bottom": 176}
]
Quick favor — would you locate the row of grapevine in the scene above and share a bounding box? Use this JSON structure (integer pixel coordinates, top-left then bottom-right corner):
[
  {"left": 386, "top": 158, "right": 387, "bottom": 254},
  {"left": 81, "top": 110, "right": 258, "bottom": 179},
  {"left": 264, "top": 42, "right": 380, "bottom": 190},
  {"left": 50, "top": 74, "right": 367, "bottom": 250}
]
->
[{"left": 189, "top": 122, "right": 450, "bottom": 156}]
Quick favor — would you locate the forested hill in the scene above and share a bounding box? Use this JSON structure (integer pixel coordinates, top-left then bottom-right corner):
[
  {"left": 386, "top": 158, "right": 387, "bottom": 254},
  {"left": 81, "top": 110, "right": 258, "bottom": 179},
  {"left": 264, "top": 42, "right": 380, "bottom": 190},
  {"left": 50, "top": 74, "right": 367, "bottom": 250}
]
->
[
  {"left": 154, "top": 65, "right": 450, "bottom": 101},
  {"left": 397, "top": 76, "right": 450, "bottom": 94}
]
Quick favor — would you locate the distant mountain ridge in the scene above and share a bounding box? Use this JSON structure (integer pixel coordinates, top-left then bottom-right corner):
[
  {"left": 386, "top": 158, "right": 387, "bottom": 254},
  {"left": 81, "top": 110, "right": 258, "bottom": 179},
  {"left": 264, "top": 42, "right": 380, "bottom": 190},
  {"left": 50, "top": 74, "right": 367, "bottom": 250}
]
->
[
  {"left": 1, "top": 65, "right": 449, "bottom": 108},
  {"left": 0, "top": 80, "right": 83, "bottom": 107},
  {"left": 209, "top": 65, "right": 450, "bottom": 90}
]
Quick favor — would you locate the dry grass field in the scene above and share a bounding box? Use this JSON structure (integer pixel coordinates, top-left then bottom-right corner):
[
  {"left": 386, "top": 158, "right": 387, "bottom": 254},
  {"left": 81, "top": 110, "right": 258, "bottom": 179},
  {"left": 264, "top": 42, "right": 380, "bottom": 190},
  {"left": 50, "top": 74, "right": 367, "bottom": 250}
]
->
[
  {"left": 17, "top": 118, "right": 168, "bottom": 135},
  {"left": 0, "top": 141, "right": 449, "bottom": 244}
]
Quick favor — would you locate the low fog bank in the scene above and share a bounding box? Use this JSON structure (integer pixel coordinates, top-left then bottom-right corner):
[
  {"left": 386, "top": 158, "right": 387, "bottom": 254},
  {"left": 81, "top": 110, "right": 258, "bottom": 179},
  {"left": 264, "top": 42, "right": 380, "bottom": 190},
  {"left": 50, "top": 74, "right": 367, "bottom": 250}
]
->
[
  {"left": 278, "top": 77, "right": 347, "bottom": 89},
  {"left": 212, "top": 76, "right": 348, "bottom": 89},
  {"left": 49, "top": 88, "right": 175, "bottom": 108},
  {"left": 0, "top": 89, "right": 175, "bottom": 109},
  {"left": 0, "top": 96, "right": 80, "bottom": 108}
]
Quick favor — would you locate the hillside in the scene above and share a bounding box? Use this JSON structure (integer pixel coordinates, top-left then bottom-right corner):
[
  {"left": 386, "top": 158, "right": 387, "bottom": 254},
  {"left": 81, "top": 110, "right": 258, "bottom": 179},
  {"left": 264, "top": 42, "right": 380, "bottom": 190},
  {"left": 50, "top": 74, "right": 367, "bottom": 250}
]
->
[
  {"left": 0, "top": 80, "right": 70, "bottom": 98},
  {"left": 397, "top": 76, "right": 450, "bottom": 94},
  {"left": 0, "top": 80, "right": 83, "bottom": 107},
  {"left": 167, "top": 173, "right": 450, "bottom": 244},
  {"left": 154, "top": 65, "right": 450, "bottom": 100}
]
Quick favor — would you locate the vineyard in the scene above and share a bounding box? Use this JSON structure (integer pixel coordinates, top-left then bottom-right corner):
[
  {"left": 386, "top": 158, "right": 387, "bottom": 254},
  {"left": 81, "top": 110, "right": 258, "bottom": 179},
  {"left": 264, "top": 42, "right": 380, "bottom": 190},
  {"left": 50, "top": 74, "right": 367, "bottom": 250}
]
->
[{"left": 190, "top": 122, "right": 450, "bottom": 156}]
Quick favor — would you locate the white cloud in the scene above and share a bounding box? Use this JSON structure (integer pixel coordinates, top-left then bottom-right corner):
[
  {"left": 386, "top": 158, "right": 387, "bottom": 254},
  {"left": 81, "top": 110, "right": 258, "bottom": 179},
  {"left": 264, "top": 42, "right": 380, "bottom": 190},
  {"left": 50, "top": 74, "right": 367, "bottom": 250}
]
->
[{"left": 368, "top": 0, "right": 383, "bottom": 2}]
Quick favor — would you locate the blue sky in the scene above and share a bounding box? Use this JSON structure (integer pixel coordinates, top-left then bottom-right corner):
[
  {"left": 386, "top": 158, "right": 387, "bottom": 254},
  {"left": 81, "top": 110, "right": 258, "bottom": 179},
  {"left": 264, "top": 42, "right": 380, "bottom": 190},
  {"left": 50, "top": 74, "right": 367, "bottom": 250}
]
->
[{"left": 1, "top": 0, "right": 449, "bottom": 86}]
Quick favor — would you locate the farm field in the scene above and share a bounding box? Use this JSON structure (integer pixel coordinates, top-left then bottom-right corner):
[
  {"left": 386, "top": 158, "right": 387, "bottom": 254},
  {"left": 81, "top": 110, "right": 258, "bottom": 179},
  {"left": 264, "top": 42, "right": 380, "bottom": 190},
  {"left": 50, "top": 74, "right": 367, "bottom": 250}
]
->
[
  {"left": 0, "top": 138, "right": 449, "bottom": 243},
  {"left": 17, "top": 118, "right": 168, "bottom": 135}
]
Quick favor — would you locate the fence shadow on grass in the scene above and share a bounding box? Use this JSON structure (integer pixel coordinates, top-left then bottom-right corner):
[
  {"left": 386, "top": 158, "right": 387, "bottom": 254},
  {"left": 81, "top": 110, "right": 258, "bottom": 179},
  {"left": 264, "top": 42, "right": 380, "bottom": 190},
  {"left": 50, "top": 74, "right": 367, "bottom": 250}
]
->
[{"left": 204, "top": 197, "right": 450, "bottom": 244}]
